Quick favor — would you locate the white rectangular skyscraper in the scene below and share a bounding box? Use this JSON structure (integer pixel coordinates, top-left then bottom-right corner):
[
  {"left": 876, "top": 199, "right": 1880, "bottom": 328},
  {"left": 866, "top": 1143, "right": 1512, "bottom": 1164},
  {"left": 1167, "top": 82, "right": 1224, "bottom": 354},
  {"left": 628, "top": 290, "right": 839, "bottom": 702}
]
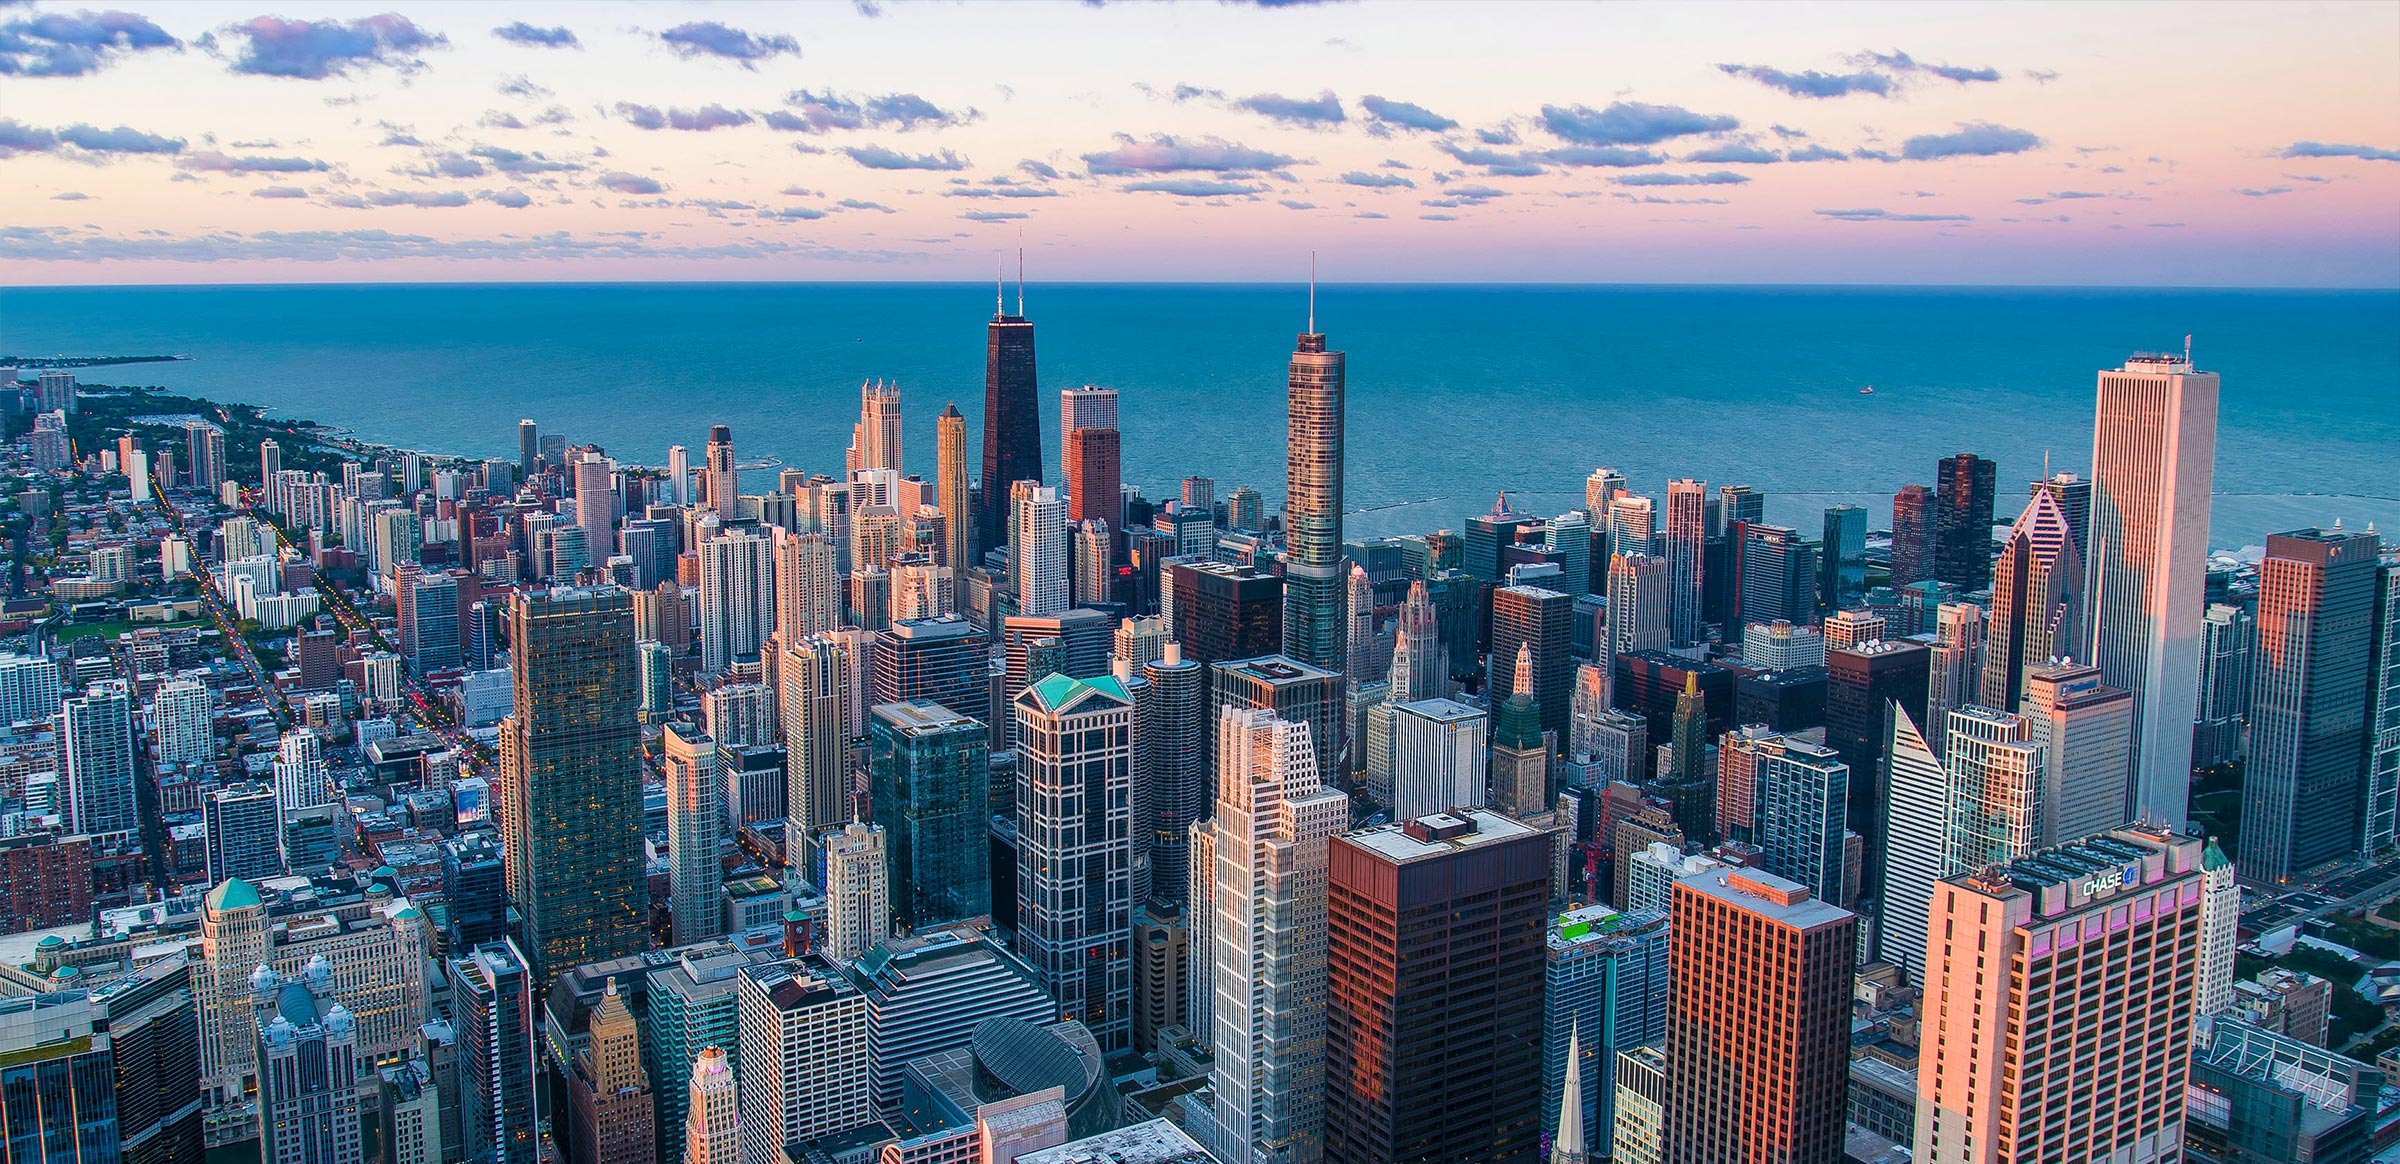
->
[{"left": 2084, "top": 351, "right": 2218, "bottom": 829}]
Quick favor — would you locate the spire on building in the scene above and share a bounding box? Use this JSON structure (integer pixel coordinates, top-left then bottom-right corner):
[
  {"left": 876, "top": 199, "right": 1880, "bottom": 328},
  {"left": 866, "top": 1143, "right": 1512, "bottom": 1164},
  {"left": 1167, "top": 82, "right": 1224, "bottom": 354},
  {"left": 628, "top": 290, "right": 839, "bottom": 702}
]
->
[{"left": 1552, "top": 1019, "right": 1586, "bottom": 1164}]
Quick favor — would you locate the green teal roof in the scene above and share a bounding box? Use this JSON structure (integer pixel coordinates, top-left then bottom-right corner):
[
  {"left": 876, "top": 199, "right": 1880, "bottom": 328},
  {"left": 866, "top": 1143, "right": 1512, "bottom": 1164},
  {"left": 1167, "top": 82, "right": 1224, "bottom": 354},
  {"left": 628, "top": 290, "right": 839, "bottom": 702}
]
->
[
  {"left": 1022, "top": 672, "right": 1131, "bottom": 714},
  {"left": 206, "top": 877, "right": 262, "bottom": 912},
  {"left": 1493, "top": 692, "right": 1543, "bottom": 751},
  {"left": 2202, "top": 837, "right": 2230, "bottom": 871}
]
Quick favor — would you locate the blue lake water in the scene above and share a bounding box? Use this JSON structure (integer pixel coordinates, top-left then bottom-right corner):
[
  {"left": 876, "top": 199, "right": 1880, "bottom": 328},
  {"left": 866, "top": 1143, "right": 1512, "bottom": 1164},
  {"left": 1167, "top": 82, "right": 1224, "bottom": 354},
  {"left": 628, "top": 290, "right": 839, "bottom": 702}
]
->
[{"left": 3, "top": 282, "right": 2395, "bottom": 549}]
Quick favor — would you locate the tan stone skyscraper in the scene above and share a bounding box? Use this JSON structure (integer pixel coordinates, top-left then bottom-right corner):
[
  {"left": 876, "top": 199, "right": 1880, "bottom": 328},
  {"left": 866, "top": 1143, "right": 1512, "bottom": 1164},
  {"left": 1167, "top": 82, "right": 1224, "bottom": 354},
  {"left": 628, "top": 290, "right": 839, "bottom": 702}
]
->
[
  {"left": 662, "top": 722, "right": 725, "bottom": 947},
  {"left": 568, "top": 977, "right": 656, "bottom": 1164},
  {"left": 936, "top": 402, "right": 971, "bottom": 568},
  {"left": 683, "top": 1046, "right": 739, "bottom": 1164}
]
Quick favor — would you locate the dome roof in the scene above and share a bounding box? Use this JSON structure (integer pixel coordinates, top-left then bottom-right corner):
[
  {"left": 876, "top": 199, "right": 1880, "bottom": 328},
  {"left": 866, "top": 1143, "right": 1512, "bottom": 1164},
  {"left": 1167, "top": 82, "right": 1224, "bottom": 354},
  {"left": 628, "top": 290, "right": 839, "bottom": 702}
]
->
[
  {"left": 248, "top": 963, "right": 278, "bottom": 995},
  {"left": 206, "top": 877, "right": 262, "bottom": 913}
]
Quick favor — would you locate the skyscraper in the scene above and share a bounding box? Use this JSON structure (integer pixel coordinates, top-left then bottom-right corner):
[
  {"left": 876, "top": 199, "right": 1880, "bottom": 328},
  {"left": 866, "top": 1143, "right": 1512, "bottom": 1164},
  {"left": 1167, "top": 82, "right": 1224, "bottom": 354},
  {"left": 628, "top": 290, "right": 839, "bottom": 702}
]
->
[
  {"left": 1755, "top": 739, "right": 1850, "bottom": 904},
  {"left": 1212, "top": 655, "right": 1343, "bottom": 790},
  {"left": 735, "top": 957, "right": 868, "bottom": 1164},
  {"left": 850, "top": 379, "right": 903, "bottom": 474},
  {"left": 772, "top": 529, "right": 839, "bottom": 641},
  {"left": 1942, "top": 704, "right": 2046, "bottom": 876},
  {"left": 2022, "top": 661, "right": 2134, "bottom": 845},
  {"left": 1164, "top": 560, "right": 1282, "bottom": 665},
  {"left": 1607, "top": 552, "right": 1671, "bottom": 657},
  {"left": 697, "top": 529, "right": 774, "bottom": 674},
  {"left": 779, "top": 633, "right": 854, "bottom": 865},
  {"left": 979, "top": 281, "right": 1042, "bottom": 556},
  {"left": 1979, "top": 488, "right": 2083, "bottom": 711},
  {"left": 2194, "top": 601, "right": 2257, "bottom": 770},
  {"left": 1819, "top": 503, "right": 1866, "bottom": 613},
  {"left": 576, "top": 451, "right": 619, "bottom": 562},
  {"left": 1140, "top": 644, "right": 1206, "bottom": 907},
  {"left": 1059, "top": 384, "right": 1119, "bottom": 481},
  {"left": 868, "top": 701, "right": 991, "bottom": 929},
  {"left": 1826, "top": 638, "right": 1928, "bottom": 886},
  {"left": 1877, "top": 706, "right": 1945, "bottom": 979},
  {"left": 2085, "top": 350, "right": 2219, "bottom": 829},
  {"left": 2365, "top": 554, "right": 2400, "bottom": 854},
  {"left": 1012, "top": 673, "right": 1136, "bottom": 1053},
  {"left": 1324, "top": 810, "right": 1551, "bottom": 1164},
  {"left": 1891, "top": 484, "right": 1935, "bottom": 588},
  {"left": 59, "top": 680, "right": 135, "bottom": 836},
  {"left": 1924, "top": 601, "right": 1986, "bottom": 755},
  {"left": 1282, "top": 300, "right": 1346, "bottom": 671},
  {"left": 1933, "top": 452, "right": 1997, "bottom": 592},
  {"left": 667, "top": 444, "right": 691, "bottom": 507},
  {"left": 936, "top": 403, "right": 972, "bottom": 568},
  {"left": 1665, "top": 479, "right": 1706, "bottom": 646},
  {"left": 1916, "top": 826, "right": 2202, "bottom": 1164},
  {"left": 520, "top": 418, "right": 540, "bottom": 477},
  {"left": 1542, "top": 904, "right": 1670, "bottom": 1153},
  {"left": 452, "top": 942, "right": 536, "bottom": 1164},
  {"left": 703, "top": 425, "right": 738, "bottom": 518},
  {"left": 2244, "top": 527, "right": 2381, "bottom": 884},
  {"left": 1386, "top": 580, "right": 1444, "bottom": 703},
  {"left": 1198, "top": 708, "right": 1347, "bottom": 1164},
  {"left": 1733, "top": 522, "right": 1819, "bottom": 633},
  {"left": 1011, "top": 482, "right": 1069, "bottom": 617},
  {"left": 251, "top": 963, "right": 363, "bottom": 1164},
  {"left": 566, "top": 978, "right": 656, "bottom": 1164},
  {"left": 1491, "top": 583, "right": 1574, "bottom": 742},
  {"left": 822, "top": 820, "right": 891, "bottom": 962},
  {"left": 682, "top": 1046, "right": 738, "bottom": 1164},
  {"left": 1663, "top": 868, "right": 1855, "bottom": 1164},
  {"left": 662, "top": 722, "right": 725, "bottom": 947},
  {"left": 501, "top": 588, "right": 648, "bottom": 985},
  {"left": 153, "top": 677, "right": 213, "bottom": 767}
]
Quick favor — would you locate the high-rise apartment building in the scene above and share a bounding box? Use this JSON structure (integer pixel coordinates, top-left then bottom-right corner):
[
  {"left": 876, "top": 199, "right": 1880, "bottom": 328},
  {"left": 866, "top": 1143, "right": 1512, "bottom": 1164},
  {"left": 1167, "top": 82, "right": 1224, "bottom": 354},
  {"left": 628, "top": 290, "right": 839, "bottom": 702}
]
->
[
  {"left": 1282, "top": 313, "right": 1346, "bottom": 671},
  {"left": 703, "top": 425, "right": 738, "bottom": 518},
  {"left": 1916, "top": 826, "right": 2202, "bottom": 1164},
  {"left": 59, "top": 680, "right": 136, "bottom": 836},
  {"left": 452, "top": 942, "right": 536, "bottom": 1164},
  {"left": 1140, "top": 644, "right": 1207, "bottom": 907},
  {"left": 697, "top": 529, "right": 774, "bottom": 674},
  {"left": 936, "top": 403, "right": 972, "bottom": 568},
  {"left": 772, "top": 530, "right": 839, "bottom": 641},
  {"left": 1211, "top": 655, "right": 1342, "bottom": 790},
  {"left": 1885, "top": 484, "right": 1931, "bottom": 589},
  {"left": 2244, "top": 527, "right": 2381, "bottom": 884},
  {"left": 1164, "top": 560, "right": 1282, "bottom": 666},
  {"left": 2194, "top": 601, "right": 2256, "bottom": 770},
  {"left": 779, "top": 633, "right": 854, "bottom": 865},
  {"left": 205, "top": 784, "right": 282, "bottom": 885},
  {"left": 1933, "top": 452, "right": 1997, "bottom": 592},
  {"left": 1941, "top": 705, "right": 2046, "bottom": 874},
  {"left": 501, "top": 588, "right": 648, "bottom": 985},
  {"left": 1324, "top": 810, "right": 1551, "bottom": 1164},
  {"left": 1013, "top": 674, "right": 1135, "bottom": 1052},
  {"left": 1665, "top": 479, "right": 1706, "bottom": 646},
  {"left": 153, "top": 677, "right": 213, "bottom": 767},
  {"left": 1924, "top": 602, "right": 1985, "bottom": 756},
  {"left": 850, "top": 379, "right": 903, "bottom": 474},
  {"left": 1064, "top": 424, "right": 1120, "bottom": 532},
  {"left": 868, "top": 701, "right": 992, "bottom": 930},
  {"left": 1756, "top": 739, "right": 1850, "bottom": 904},
  {"left": 1663, "top": 868, "right": 1855, "bottom": 1164},
  {"left": 1542, "top": 904, "right": 1670, "bottom": 1150},
  {"left": 2085, "top": 352, "right": 2219, "bottom": 829},
  {"left": 1059, "top": 384, "right": 1118, "bottom": 483},
  {"left": 1196, "top": 708, "right": 1347, "bottom": 1164},
  {"left": 662, "top": 722, "right": 725, "bottom": 947},
  {"left": 1607, "top": 552, "right": 1671, "bottom": 657},
  {"left": 1011, "top": 482, "right": 1069, "bottom": 617}
]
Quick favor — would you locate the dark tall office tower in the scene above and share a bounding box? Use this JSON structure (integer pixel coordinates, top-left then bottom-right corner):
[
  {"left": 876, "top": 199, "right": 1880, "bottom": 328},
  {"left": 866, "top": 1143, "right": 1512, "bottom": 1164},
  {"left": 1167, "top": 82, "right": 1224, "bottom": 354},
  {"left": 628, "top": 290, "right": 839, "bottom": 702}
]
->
[
  {"left": 1465, "top": 493, "right": 1529, "bottom": 583},
  {"left": 1825, "top": 639, "right": 1929, "bottom": 893},
  {"left": 868, "top": 702, "right": 992, "bottom": 929},
  {"left": 519, "top": 418, "right": 539, "bottom": 477},
  {"left": 873, "top": 614, "right": 989, "bottom": 727},
  {"left": 1143, "top": 643, "right": 1206, "bottom": 904},
  {"left": 1064, "top": 424, "right": 1120, "bottom": 531},
  {"left": 1283, "top": 309, "right": 1347, "bottom": 672},
  {"left": 1213, "top": 656, "right": 1343, "bottom": 791},
  {"left": 2364, "top": 556, "right": 2400, "bottom": 856},
  {"left": 1165, "top": 560, "right": 1283, "bottom": 665},
  {"left": 452, "top": 942, "right": 536, "bottom": 1164},
  {"left": 978, "top": 283, "right": 1042, "bottom": 557},
  {"left": 1733, "top": 523, "right": 1820, "bottom": 636},
  {"left": 99, "top": 958, "right": 203, "bottom": 1164},
  {"left": 1933, "top": 452, "right": 1997, "bottom": 592},
  {"left": 501, "top": 587, "right": 648, "bottom": 986},
  {"left": 1891, "top": 484, "right": 1935, "bottom": 588},
  {"left": 702, "top": 425, "right": 737, "bottom": 518},
  {"left": 1664, "top": 868, "right": 1855, "bottom": 1164},
  {"left": 2243, "top": 527, "right": 2381, "bottom": 885},
  {"left": 1660, "top": 673, "right": 1715, "bottom": 844},
  {"left": 1324, "top": 810, "right": 1552, "bottom": 1164},
  {"left": 1820, "top": 504, "right": 1867, "bottom": 614},
  {"left": 1491, "top": 584, "right": 1574, "bottom": 743},
  {"left": 1978, "top": 490, "right": 2084, "bottom": 711}
]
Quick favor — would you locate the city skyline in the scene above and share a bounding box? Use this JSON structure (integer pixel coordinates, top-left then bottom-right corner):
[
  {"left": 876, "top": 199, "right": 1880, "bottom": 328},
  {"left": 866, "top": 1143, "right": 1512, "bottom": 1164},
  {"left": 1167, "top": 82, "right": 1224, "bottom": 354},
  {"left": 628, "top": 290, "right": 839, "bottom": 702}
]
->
[{"left": 0, "top": 0, "right": 2394, "bottom": 286}]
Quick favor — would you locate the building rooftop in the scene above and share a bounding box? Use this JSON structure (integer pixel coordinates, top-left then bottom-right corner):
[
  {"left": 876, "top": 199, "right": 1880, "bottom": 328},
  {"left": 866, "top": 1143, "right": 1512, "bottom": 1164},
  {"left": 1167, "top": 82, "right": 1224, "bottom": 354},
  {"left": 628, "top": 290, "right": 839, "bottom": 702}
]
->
[
  {"left": 1345, "top": 808, "right": 1542, "bottom": 864},
  {"left": 1014, "top": 1119, "right": 1212, "bottom": 1164},
  {"left": 1674, "top": 867, "right": 1853, "bottom": 931},
  {"left": 1214, "top": 655, "right": 1337, "bottom": 684}
]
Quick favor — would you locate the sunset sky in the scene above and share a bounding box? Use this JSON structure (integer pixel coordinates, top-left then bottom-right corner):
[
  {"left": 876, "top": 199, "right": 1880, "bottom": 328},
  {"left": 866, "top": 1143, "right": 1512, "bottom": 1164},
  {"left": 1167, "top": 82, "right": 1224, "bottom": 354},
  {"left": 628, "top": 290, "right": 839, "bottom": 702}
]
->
[{"left": 3, "top": 0, "right": 2395, "bottom": 286}]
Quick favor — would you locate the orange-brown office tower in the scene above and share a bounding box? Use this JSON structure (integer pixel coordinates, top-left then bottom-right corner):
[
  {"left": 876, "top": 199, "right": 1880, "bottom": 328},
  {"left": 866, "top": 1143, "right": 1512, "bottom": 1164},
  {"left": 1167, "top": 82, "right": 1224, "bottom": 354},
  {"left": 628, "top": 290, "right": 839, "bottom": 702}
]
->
[
  {"left": 1324, "top": 809, "right": 1552, "bottom": 1163},
  {"left": 1664, "top": 867, "right": 1856, "bottom": 1164},
  {"left": 1064, "top": 424, "right": 1121, "bottom": 531}
]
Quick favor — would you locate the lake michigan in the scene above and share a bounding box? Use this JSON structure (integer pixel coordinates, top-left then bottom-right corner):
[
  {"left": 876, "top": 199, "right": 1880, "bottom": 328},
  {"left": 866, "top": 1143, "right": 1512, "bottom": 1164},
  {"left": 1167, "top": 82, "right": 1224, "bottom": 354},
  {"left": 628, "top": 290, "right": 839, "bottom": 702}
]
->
[{"left": 3, "top": 281, "right": 2394, "bottom": 549}]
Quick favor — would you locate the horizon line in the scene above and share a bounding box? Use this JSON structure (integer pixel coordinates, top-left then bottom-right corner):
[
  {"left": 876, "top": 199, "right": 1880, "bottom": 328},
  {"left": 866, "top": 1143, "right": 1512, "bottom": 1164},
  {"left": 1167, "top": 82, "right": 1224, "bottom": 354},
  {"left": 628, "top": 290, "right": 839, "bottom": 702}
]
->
[{"left": 4, "top": 277, "right": 2395, "bottom": 294}]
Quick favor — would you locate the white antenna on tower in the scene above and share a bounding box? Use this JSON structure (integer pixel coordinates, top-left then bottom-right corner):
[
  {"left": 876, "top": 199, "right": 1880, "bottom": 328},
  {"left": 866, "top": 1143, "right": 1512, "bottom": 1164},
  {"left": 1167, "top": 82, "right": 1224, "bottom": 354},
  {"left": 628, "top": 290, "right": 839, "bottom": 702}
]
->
[
  {"left": 2184, "top": 334, "right": 2193, "bottom": 365},
  {"left": 1015, "top": 229, "right": 1025, "bottom": 317},
  {"left": 1308, "top": 250, "right": 1317, "bottom": 334},
  {"left": 994, "top": 256, "right": 1003, "bottom": 316}
]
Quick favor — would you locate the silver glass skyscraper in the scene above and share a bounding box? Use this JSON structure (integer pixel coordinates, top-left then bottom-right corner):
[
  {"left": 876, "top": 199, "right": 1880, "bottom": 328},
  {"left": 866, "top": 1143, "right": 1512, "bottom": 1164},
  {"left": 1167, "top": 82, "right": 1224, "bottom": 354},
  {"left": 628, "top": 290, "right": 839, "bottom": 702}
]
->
[
  {"left": 1282, "top": 299, "right": 1346, "bottom": 672},
  {"left": 2084, "top": 351, "right": 2218, "bottom": 828}
]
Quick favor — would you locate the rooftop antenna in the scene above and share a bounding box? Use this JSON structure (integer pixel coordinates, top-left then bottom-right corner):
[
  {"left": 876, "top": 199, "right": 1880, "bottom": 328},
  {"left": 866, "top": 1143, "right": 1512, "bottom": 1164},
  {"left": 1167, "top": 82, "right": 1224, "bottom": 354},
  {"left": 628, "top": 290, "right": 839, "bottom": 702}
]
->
[
  {"left": 1308, "top": 250, "right": 1317, "bottom": 334},
  {"left": 2184, "top": 334, "right": 2193, "bottom": 365},
  {"left": 1015, "top": 229, "right": 1025, "bottom": 318},
  {"left": 2043, "top": 449, "right": 2050, "bottom": 479},
  {"left": 994, "top": 256, "right": 1003, "bottom": 316}
]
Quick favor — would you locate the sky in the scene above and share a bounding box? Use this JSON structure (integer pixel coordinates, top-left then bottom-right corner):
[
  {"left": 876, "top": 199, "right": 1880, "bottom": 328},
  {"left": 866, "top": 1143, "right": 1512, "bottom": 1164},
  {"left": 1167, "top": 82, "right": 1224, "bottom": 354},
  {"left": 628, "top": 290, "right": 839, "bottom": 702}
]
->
[{"left": 2, "top": 0, "right": 2396, "bottom": 287}]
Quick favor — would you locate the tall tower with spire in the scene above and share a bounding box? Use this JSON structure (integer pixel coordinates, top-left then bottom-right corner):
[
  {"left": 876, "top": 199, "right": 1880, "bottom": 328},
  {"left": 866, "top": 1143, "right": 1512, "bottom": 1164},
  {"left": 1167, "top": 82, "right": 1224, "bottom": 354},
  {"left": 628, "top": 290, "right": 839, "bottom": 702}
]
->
[
  {"left": 1492, "top": 644, "right": 1549, "bottom": 819},
  {"left": 1283, "top": 259, "right": 1348, "bottom": 672},
  {"left": 1387, "top": 579, "right": 1444, "bottom": 703},
  {"left": 978, "top": 255, "right": 1042, "bottom": 556},
  {"left": 1551, "top": 1020, "right": 1587, "bottom": 1164}
]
